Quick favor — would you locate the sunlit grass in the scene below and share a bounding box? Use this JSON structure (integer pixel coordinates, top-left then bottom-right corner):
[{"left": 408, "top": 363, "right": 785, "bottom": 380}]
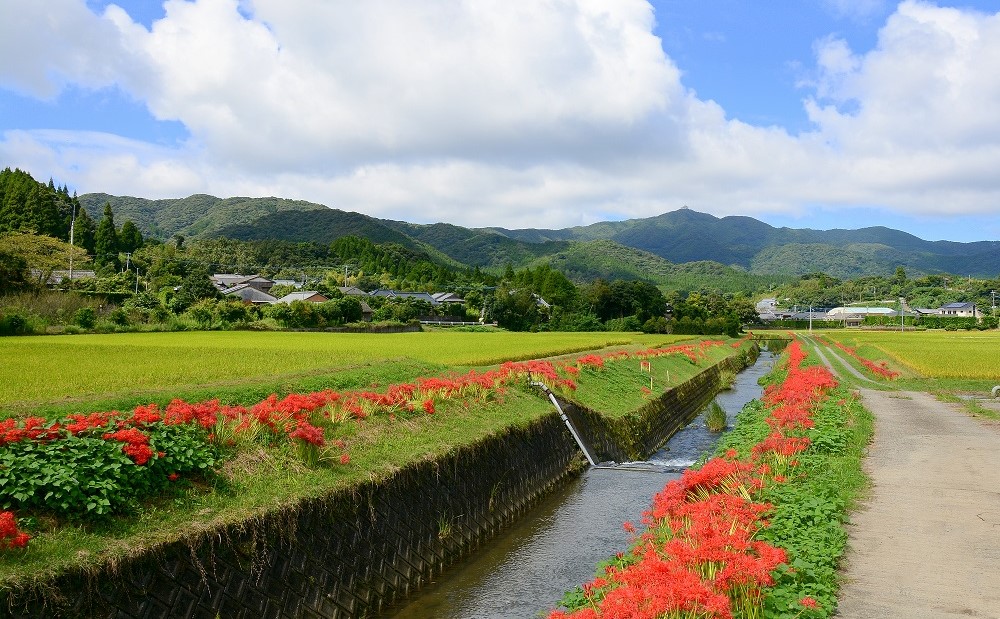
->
[{"left": 0, "top": 331, "right": 693, "bottom": 415}]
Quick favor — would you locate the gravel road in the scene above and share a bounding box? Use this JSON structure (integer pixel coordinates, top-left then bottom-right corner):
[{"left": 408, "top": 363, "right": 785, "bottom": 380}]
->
[{"left": 835, "top": 388, "right": 1000, "bottom": 618}]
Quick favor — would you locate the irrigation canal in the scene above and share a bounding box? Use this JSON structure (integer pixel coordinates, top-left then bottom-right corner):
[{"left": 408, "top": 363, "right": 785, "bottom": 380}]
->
[{"left": 385, "top": 350, "right": 777, "bottom": 619}]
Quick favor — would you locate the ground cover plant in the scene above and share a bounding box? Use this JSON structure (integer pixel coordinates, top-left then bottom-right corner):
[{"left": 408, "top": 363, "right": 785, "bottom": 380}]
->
[
  {"left": 0, "top": 334, "right": 744, "bottom": 593},
  {"left": 0, "top": 331, "right": 693, "bottom": 416},
  {"left": 548, "top": 338, "right": 873, "bottom": 619}
]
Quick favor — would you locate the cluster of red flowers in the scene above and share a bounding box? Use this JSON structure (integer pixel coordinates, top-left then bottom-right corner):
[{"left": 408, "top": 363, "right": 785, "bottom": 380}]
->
[
  {"left": 731, "top": 332, "right": 754, "bottom": 348},
  {"left": 550, "top": 339, "right": 835, "bottom": 619},
  {"left": 0, "top": 511, "right": 30, "bottom": 551},
  {"left": 831, "top": 341, "right": 900, "bottom": 380},
  {"left": 103, "top": 428, "right": 156, "bottom": 466}
]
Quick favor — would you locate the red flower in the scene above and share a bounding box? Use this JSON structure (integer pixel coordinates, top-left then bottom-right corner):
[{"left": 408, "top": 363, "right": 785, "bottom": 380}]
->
[
  {"left": 168, "top": 473, "right": 180, "bottom": 481},
  {"left": 339, "top": 453, "right": 350, "bottom": 465},
  {"left": 800, "top": 596, "right": 820, "bottom": 609}
]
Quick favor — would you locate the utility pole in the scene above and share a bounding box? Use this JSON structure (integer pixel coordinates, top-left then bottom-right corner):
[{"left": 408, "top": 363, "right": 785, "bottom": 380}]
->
[
  {"left": 992, "top": 290, "right": 996, "bottom": 316},
  {"left": 900, "top": 297, "right": 905, "bottom": 332},
  {"left": 68, "top": 200, "right": 77, "bottom": 282},
  {"left": 124, "top": 252, "right": 131, "bottom": 273},
  {"left": 809, "top": 305, "right": 813, "bottom": 332}
]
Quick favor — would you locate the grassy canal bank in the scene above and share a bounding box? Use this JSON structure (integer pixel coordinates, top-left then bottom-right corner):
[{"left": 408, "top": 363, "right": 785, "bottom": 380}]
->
[{"left": 0, "top": 330, "right": 748, "bottom": 613}]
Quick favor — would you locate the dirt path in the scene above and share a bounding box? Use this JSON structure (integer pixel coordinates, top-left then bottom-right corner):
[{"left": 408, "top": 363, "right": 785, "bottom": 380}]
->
[{"left": 835, "top": 388, "right": 1000, "bottom": 618}]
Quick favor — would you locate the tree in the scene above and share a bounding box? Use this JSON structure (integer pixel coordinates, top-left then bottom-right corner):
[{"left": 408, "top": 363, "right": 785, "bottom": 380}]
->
[
  {"left": 486, "top": 287, "right": 540, "bottom": 331},
  {"left": 0, "top": 232, "right": 89, "bottom": 289},
  {"left": 73, "top": 206, "right": 96, "bottom": 255},
  {"left": 172, "top": 265, "right": 219, "bottom": 311},
  {"left": 94, "top": 203, "right": 120, "bottom": 269},
  {"left": 119, "top": 220, "right": 143, "bottom": 254}
]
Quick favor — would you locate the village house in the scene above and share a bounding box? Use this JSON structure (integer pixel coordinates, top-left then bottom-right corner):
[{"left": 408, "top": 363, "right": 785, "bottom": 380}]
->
[
  {"left": 275, "top": 291, "right": 329, "bottom": 304},
  {"left": 222, "top": 283, "right": 278, "bottom": 305},
  {"left": 211, "top": 274, "right": 274, "bottom": 294},
  {"left": 937, "top": 302, "right": 978, "bottom": 318}
]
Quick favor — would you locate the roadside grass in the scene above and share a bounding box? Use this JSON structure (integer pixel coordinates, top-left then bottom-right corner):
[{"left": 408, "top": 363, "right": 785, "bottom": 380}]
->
[
  {"left": 796, "top": 335, "right": 894, "bottom": 392},
  {"left": 0, "top": 331, "right": 693, "bottom": 417},
  {"left": 715, "top": 341, "right": 874, "bottom": 617},
  {"left": 0, "top": 334, "right": 737, "bottom": 592}
]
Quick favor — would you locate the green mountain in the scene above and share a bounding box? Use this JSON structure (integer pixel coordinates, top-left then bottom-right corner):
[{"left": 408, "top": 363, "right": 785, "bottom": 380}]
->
[
  {"left": 77, "top": 191, "right": 1000, "bottom": 280},
  {"left": 492, "top": 207, "right": 1000, "bottom": 278},
  {"left": 77, "top": 193, "right": 330, "bottom": 240}
]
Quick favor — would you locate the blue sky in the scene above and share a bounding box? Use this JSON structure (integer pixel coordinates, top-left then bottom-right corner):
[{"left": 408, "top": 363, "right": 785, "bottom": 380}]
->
[{"left": 2, "top": 1, "right": 1000, "bottom": 243}]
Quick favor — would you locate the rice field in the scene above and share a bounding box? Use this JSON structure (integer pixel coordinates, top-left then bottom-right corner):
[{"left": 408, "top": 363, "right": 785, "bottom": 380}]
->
[
  {"left": 0, "top": 330, "right": 691, "bottom": 408},
  {"left": 821, "top": 330, "right": 1000, "bottom": 380}
]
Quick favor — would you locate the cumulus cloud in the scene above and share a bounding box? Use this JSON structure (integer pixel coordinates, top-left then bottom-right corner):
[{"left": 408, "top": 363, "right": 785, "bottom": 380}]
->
[{"left": 1, "top": 0, "right": 1000, "bottom": 231}]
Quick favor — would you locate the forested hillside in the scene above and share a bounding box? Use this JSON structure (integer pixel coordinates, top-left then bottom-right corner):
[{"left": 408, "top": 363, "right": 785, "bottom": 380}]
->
[{"left": 0, "top": 168, "right": 83, "bottom": 241}]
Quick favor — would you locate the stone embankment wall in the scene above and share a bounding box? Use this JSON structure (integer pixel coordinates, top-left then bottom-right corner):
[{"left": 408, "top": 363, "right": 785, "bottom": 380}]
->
[
  {"left": 561, "top": 347, "right": 758, "bottom": 463},
  {"left": 4, "top": 349, "right": 752, "bottom": 618}
]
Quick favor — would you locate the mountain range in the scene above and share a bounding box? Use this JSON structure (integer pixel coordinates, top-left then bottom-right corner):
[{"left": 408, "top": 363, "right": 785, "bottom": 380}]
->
[{"left": 79, "top": 193, "right": 1000, "bottom": 282}]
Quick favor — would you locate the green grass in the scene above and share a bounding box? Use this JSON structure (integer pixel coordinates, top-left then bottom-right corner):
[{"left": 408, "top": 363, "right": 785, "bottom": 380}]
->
[{"left": 0, "top": 331, "right": 692, "bottom": 417}]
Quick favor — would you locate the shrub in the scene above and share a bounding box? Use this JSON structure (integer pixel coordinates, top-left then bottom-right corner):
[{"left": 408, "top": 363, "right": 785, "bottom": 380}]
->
[
  {"left": 106, "top": 307, "right": 130, "bottom": 327},
  {"left": 0, "top": 311, "right": 31, "bottom": 336},
  {"left": 74, "top": 307, "right": 96, "bottom": 329}
]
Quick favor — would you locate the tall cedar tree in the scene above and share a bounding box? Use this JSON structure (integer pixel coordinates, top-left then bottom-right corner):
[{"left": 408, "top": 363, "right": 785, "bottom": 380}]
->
[
  {"left": 119, "top": 220, "right": 144, "bottom": 254},
  {"left": 94, "top": 203, "right": 120, "bottom": 269},
  {"left": 73, "top": 206, "right": 96, "bottom": 255}
]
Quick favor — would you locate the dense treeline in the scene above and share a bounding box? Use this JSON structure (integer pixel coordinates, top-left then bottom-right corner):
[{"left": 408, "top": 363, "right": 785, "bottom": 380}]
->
[{"left": 774, "top": 268, "right": 1000, "bottom": 315}]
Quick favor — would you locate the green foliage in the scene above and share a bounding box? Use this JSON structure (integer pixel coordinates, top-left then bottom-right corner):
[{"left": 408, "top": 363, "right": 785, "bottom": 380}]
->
[
  {"left": 94, "top": 203, "right": 119, "bottom": 269},
  {"left": 118, "top": 220, "right": 143, "bottom": 254},
  {"left": 0, "top": 233, "right": 89, "bottom": 290},
  {"left": 73, "top": 307, "right": 96, "bottom": 329},
  {"left": 0, "top": 310, "right": 32, "bottom": 335},
  {"left": 0, "top": 168, "right": 78, "bottom": 240},
  {"left": 0, "top": 423, "right": 217, "bottom": 518}
]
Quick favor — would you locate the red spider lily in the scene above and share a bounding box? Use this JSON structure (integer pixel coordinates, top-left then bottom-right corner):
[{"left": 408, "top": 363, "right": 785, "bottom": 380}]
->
[
  {"left": 103, "top": 427, "right": 155, "bottom": 465},
  {"left": 833, "top": 341, "right": 899, "bottom": 379},
  {"left": 288, "top": 421, "right": 326, "bottom": 447},
  {"left": 0, "top": 512, "right": 30, "bottom": 551}
]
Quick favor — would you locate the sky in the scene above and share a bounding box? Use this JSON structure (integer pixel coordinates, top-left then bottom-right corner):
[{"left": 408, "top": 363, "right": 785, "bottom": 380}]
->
[{"left": 2, "top": 1, "right": 1000, "bottom": 242}]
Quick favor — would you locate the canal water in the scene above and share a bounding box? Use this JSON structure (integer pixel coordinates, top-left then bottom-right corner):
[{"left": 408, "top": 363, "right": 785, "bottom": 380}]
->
[{"left": 385, "top": 352, "right": 776, "bottom": 619}]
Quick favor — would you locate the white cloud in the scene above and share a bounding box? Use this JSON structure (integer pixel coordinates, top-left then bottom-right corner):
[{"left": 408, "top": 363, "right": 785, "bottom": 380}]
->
[
  {"left": 0, "top": 0, "right": 128, "bottom": 97},
  {"left": 2, "top": 0, "right": 1000, "bottom": 234}
]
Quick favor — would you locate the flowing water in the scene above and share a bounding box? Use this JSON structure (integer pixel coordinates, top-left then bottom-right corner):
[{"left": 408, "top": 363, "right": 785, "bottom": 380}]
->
[{"left": 385, "top": 352, "right": 775, "bottom": 619}]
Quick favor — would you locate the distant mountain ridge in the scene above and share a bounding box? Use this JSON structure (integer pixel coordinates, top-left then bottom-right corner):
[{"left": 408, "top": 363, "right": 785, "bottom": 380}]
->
[{"left": 79, "top": 193, "right": 1000, "bottom": 279}]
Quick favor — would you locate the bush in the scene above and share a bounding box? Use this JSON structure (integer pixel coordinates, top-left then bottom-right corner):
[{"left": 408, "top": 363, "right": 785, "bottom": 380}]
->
[
  {"left": 106, "top": 307, "right": 130, "bottom": 327},
  {"left": 74, "top": 307, "right": 96, "bottom": 329},
  {"left": 0, "top": 311, "right": 31, "bottom": 335}
]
